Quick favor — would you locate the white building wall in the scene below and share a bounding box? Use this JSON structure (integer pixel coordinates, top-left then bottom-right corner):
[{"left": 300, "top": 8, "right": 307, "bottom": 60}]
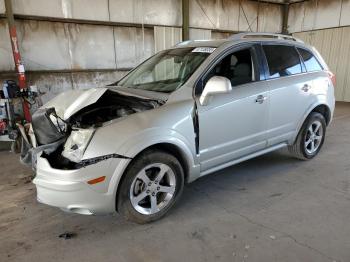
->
[
  {"left": 154, "top": 26, "right": 182, "bottom": 53},
  {"left": 0, "top": 0, "right": 5, "bottom": 14},
  {"left": 189, "top": 0, "right": 282, "bottom": 33},
  {"left": 288, "top": 0, "right": 349, "bottom": 33}
]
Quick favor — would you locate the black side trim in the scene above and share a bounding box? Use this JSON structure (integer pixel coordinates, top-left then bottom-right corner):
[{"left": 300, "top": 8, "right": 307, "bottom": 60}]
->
[
  {"left": 192, "top": 102, "right": 200, "bottom": 155},
  {"left": 77, "top": 154, "right": 132, "bottom": 168}
]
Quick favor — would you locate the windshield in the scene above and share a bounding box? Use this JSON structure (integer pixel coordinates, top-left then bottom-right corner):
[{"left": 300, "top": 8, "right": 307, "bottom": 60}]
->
[{"left": 118, "top": 47, "right": 211, "bottom": 93}]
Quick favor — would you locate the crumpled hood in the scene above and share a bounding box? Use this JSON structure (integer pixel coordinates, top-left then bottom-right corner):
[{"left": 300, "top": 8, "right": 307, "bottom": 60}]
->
[
  {"left": 42, "top": 88, "right": 108, "bottom": 120},
  {"left": 41, "top": 86, "right": 169, "bottom": 121}
]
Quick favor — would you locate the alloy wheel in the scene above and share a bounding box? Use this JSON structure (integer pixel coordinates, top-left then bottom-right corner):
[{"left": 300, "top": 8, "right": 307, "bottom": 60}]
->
[
  {"left": 129, "top": 163, "right": 176, "bottom": 215},
  {"left": 304, "top": 120, "right": 323, "bottom": 154}
]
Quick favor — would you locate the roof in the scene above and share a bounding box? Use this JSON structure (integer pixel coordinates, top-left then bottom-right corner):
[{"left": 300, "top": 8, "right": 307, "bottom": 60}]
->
[{"left": 174, "top": 33, "right": 305, "bottom": 49}]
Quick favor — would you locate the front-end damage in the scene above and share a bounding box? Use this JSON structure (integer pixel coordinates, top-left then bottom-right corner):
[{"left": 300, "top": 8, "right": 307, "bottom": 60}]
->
[{"left": 21, "top": 88, "right": 163, "bottom": 170}]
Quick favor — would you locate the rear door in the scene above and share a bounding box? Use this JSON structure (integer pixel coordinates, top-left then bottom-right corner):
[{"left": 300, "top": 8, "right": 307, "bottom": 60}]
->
[{"left": 261, "top": 44, "right": 314, "bottom": 146}]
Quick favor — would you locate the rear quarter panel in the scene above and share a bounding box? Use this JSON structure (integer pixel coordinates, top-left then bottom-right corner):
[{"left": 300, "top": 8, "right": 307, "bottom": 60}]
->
[{"left": 293, "top": 71, "right": 335, "bottom": 142}]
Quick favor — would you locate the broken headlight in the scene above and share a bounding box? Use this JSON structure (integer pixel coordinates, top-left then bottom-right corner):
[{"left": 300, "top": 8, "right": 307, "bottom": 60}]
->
[{"left": 62, "top": 128, "right": 95, "bottom": 163}]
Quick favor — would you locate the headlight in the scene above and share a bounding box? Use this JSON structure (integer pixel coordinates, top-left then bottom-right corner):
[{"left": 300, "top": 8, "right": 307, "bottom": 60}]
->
[{"left": 62, "top": 128, "right": 95, "bottom": 163}]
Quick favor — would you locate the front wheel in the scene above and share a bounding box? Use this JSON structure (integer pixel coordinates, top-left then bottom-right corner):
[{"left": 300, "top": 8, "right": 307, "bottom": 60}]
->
[
  {"left": 288, "top": 112, "right": 326, "bottom": 160},
  {"left": 117, "top": 150, "right": 184, "bottom": 223}
]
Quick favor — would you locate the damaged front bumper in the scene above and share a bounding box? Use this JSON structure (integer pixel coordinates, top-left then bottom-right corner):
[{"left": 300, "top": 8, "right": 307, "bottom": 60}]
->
[{"left": 33, "top": 152, "right": 131, "bottom": 215}]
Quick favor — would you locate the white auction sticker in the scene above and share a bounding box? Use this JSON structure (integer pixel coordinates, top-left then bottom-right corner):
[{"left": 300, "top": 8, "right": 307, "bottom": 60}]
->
[
  {"left": 18, "top": 64, "right": 25, "bottom": 73},
  {"left": 192, "top": 47, "right": 216, "bottom": 53}
]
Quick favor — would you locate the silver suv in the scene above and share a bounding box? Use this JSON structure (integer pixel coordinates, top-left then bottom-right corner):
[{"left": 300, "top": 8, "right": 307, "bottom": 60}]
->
[{"left": 29, "top": 33, "right": 335, "bottom": 223}]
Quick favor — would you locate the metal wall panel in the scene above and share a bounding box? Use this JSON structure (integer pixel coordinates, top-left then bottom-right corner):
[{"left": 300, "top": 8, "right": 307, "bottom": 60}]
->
[
  {"left": 12, "top": 0, "right": 181, "bottom": 26},
  {"left": 340, "top": 0, "right": 350, "bottom": 27},
  {"left": 115, "top": 27, "right": 154, "bottom": 69},
  {"left": 288, "top": 3, "right": 304, "bottom": 33},
  {"left": 13, "top": 0, "right": 111, "bottom": 21},
  {"left": 68, "top": 24, "right": 116, "bottom": 70},
  {"left": 189, "top": 0, "right": 282, "bottom": 33},
  {"left": 314, "top": 0, "right": 342, "bottom": 30},
  {"left": 238, "top": 1, "right": 258, "bottom": 32},
  {"left": 0, "top": 0, "right": 5, "bottom": 14},
  {"left": 301, "top": 0, "right": 317, "bottom": 32},
  {"left": 294, "top": 28, "right": 350, "bottom": 102},
  {"left": 190, "top": 28, "right": 211, "bottom": 40},
  {"left": 189, "top": 0, "right": 240, "bottom": 31},
  {"left": 6, "top": 19, "right": 156, "bottom": 71},
  {"left": 154, "top": 26, "right": 182, "bottom": 53},
  {"left": 257, "top": 4, "right": 282, "bottom": 33},
  {"left": 15, "top": 20, "right": 71, "bottom": 70},
  {"left": 289, "top": 0, "right": 350, "bottom": 33},
  {"left": 12, "top": 0, "right": 65, "bottom": 18},
  {"left": 109, "top": 0, "right": 182, "bottom": 26},
  {"left": 14, "top": 20, "right": 116, "bottom": 70},
  {"left": 0, "top": 21, "right": 15, "bottom": 71},
  {"left": 70, "top": 0, "right": 110, "bottom": 21}
]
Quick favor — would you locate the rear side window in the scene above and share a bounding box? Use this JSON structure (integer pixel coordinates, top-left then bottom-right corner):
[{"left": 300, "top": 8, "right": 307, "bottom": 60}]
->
[
  {"left": 297, "top": 48, "right": 323, "bottom": 72},
  {"left": 263, "top": 45, "right": 302, "bottom": 78}
]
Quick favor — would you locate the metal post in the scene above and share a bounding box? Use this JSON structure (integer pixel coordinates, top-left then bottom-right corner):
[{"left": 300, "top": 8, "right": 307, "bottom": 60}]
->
[
  {"left": 282, "top": 2, "right": 290, "bottom": 34},
  {"left": 182, "top": 0, "right": 189, "bottom": 41},
  {"left": 4, "top": 0, "right": 31, "bottom": 122}
]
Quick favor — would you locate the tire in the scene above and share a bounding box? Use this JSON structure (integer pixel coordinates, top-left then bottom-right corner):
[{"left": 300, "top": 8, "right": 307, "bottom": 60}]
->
[
  {"left": 288, "top": 112, "right": 326, "bottom": 160},
  {"left": 117, "top": 150, "right": 184, "bottom": 224}
]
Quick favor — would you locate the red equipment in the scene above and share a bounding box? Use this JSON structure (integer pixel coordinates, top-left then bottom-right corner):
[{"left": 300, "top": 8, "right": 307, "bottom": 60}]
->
[{"left": 8, "top": 26, "right": 31, "bottom": 122}]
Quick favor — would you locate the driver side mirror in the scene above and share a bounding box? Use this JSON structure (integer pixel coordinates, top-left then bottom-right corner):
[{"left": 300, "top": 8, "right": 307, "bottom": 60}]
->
[{"left": 199, "top": 76, "right": 232, "bottom": 106}]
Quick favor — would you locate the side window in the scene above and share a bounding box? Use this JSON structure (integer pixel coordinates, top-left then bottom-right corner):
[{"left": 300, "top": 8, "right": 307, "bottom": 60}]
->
[
  {"left": 263, "top": 45, "right": 302, "bottom": 78},
  {"left": 297, "top": 48, "right": 323, "bottom": 72},
  {"left": 204, "top": 48, "right": 256, "bottom": 88}
]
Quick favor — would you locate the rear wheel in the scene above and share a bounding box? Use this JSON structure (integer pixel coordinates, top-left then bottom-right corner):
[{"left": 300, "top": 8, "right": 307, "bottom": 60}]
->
[
  {"left": 288, "top": 112, "right": 326, "bottom": 160},
  {"left": 117, "top": 150, "right": 184, "bottom": 223}
]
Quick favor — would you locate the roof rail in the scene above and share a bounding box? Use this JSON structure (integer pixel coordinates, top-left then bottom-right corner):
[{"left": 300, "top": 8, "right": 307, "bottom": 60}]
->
[{"left": 229, "top": 32, "right": 304, "bottom": 43}]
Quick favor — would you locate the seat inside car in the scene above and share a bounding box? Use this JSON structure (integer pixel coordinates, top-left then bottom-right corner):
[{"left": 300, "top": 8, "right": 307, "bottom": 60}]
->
[{"left": 231, "top": 63, "right": 251, "bottom": 86}]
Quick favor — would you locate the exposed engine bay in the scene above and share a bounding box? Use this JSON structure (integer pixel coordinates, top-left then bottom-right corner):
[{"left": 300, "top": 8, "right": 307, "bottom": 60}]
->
[
  {"left": 21, "top": 89, "right": 163, "bottom": 169},
  {"left": 69, "top": 90, "right": 160, "bottom": 128}
]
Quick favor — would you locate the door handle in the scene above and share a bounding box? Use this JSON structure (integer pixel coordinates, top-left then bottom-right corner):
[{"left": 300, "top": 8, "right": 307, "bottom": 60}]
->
[
  {"left": 255, "top": 95, "right": 267, "bottom": 104},
  {"left": 301, "top": 84, "right": 311, "bottom": 92}
]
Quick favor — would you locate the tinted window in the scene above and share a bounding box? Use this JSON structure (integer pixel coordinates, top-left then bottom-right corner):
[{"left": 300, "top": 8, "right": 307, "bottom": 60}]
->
[
  {"left": 297, "top": 48, "right": 323, "bottom": 72},
  {"left": 204, "top": 48, "right": 255, "bottom": 87},
  {"left": 263, "top": 45, "right": 302, "bottom": 78}
]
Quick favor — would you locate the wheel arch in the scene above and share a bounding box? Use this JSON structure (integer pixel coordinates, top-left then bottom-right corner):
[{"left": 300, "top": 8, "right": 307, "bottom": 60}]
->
[
  {"left": 310, "top": 104, "right": 331, "bottom": 126},
  {"left": 292, "top": 103, "right": 332, "bottom": 145},
  {"left": 114, "top": 142, "right": 197, "bottom": 212}
]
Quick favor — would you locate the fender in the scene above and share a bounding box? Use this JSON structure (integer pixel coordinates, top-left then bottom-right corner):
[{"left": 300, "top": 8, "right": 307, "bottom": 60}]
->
[
  {"left": 106, "top": 129, "right": 201, "bottom": 203},
  {"left": 121, "top": 128, "right": 200, "bottom": 180}
]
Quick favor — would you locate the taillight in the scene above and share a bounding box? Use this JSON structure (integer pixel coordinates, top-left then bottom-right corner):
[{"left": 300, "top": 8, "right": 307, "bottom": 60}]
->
[{"left": 327, "top": 71, "right": 336, "bottom": 86}]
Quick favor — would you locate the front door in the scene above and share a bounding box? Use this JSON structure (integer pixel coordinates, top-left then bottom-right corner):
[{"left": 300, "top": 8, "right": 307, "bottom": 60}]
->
[{"left": 197, "top": 45, "right": 270, "bottom": 172}]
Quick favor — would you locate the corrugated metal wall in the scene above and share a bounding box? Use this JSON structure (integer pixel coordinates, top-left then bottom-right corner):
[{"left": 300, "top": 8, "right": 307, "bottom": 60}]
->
[
  {"left": 294, "top": 28, "right": 350, "bottom": 102},
  {"left": 154, "top": 26, "right": 182, "bottom": 53},
  {"left": 288, "top": 0, "right": 350, "bottom": 33},
  {"left": 189, "top": 0, "right": 282, "bottom": 33},
  {"left": 0, "top": 0, "right": 283, "bottom": 102}
]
